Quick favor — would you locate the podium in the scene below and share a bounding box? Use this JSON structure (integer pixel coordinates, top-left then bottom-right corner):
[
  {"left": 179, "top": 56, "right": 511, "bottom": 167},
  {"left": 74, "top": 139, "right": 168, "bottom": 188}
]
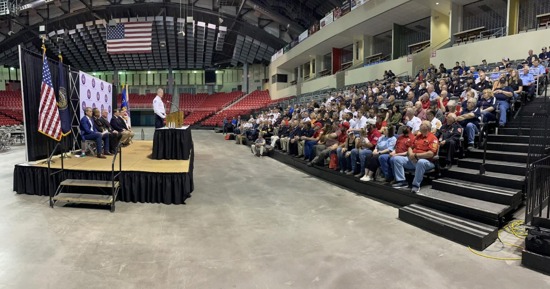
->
[{"left": 165, "top": 111, "right": 184, "bottom": 128}]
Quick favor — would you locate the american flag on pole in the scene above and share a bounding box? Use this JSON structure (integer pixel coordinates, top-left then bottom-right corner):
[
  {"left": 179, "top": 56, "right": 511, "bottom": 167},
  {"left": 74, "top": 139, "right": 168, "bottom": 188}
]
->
[
  {"left": 106, "top": 22, "right": 153, "bottom": 54},
  {"left": 38, "top": 55, "right": 62, "bottom": 141}
]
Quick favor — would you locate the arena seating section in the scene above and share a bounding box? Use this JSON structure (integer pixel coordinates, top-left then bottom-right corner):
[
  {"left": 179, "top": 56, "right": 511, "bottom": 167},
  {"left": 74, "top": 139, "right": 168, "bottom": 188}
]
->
[
  {"left": 0, "top": 91, "right": 23, "bottom": 126},
  {"left": 180, "top": 91, "right": 243, "bottom": 125},
  {"left": 116, "top": 93, "right": 173, "bottom": 111},
  {"left": 202, "top": 90, "right": 272, "bottom": 126}
]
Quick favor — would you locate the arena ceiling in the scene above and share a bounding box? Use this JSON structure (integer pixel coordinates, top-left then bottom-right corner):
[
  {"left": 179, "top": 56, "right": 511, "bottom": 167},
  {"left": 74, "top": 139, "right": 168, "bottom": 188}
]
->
[{"left": 0, "top": 0, "right": 339, "bottom": 71}]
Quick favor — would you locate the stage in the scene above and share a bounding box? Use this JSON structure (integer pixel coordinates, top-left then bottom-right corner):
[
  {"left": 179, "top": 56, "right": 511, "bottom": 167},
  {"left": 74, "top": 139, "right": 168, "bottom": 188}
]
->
[{"left": 13, "top": 140, "right": 194, "bottom": 205}]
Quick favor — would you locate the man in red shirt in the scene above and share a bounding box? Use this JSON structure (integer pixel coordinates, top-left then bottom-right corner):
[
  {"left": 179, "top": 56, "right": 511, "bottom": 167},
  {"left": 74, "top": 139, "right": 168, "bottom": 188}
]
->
[
  {"left": 391, "top": 120, "right": 439, "bottom": 193},
  {"left": 379, "top": 125, "right": 415, "bottom": 182}
]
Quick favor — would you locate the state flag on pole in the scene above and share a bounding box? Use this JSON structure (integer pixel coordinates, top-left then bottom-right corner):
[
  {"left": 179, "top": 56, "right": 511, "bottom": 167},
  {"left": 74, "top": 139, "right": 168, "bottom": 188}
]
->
[
  {"left": 38, "top": 55, "right": 62, "bottom": 141},
  {"left": 58, "top": 53, "right": 71, "bottom": 136}
]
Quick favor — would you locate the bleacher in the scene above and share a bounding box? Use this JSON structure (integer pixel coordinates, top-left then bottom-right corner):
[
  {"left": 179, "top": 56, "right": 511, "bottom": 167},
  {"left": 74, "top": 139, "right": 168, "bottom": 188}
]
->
[
  {"left": 0, "top": 91, "right": 23, "bottom": 126},
  {"left": 201, "top": 90, "right": 271, "bottom": 126},
  {"left": 181, "top": 91, "right": 243, "bottom": 125},
  {"left": 116, "top": 93, "right": 173, "bottom": 111}
]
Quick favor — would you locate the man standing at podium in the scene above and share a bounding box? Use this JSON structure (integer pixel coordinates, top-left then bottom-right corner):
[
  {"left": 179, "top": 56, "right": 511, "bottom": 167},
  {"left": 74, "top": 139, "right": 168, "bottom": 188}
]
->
[{"left": 153, "top": 87, "right": 166, "bottom": 128}]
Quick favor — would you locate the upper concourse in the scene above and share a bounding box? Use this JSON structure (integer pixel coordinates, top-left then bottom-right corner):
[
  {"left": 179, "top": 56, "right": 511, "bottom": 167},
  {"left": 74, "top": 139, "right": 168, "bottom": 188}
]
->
[{"left": 268, "top": 0, "right": 550, "bottom": 99}]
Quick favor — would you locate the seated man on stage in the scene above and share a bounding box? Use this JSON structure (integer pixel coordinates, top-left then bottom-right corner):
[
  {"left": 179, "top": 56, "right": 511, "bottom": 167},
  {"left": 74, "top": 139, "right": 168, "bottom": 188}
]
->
[
  {"left": 93, "top": 108, "right": 121, "bottom": 153},
  {"left": 80, "top": 107, "right": 110, "bottom": 158},
  {"left": 110, "top": 109, "right": 135, "bottom": 146}
]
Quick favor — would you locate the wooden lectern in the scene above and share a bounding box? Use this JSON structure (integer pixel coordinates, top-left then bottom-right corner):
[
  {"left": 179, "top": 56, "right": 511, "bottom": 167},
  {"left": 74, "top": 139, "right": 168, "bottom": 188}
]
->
[{"left": 165, "top": 111, "right": 184, "bottom": 128}]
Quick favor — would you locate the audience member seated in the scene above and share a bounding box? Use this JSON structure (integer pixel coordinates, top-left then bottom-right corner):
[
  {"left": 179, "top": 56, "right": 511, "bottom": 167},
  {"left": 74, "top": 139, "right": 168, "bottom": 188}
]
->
[
  {"left": 478, "top": 89, "right": 497, "bottom": 124},
  {"left": 308, "top": 122, "right": 348, "bottom": 167},
  {"left": 388, "top": 105, "right": 402, "bottom": 129},
  {"left": 80, "top": 107, "right": 109, "bottom": 158},
  {"left": 426, "top": 109, "right": 442, "bottom": 133},
  {"left": 251, "top": 133, "right": 266, "bottom": 157},
  {"left": 520, "top": 65, "right": 536, "bottom": 100},
  {"left": 404, "top": 108, "right": 422, "bottom": 134},
  {"left": 338, "top": 128, "right": 356, "bottom": 174},
  {"left": 436, "top": 113, "right": 462, "bottom": 169},
  {"left": 348, "top": 119, "right": 380, "bottom": 178},
  {"left": 456, "top": 98, "right": 481, "bottom": 151},
  {"left": 302, "top": 122, "right": 323, "bottom": 161},
  {"left": 360, "top": 126, "right": 396, "bottom": 182},
  {"left": 296, "top": 122, "right": 314, "bottom": 158},
  {"left": 391, "top": 121, "right": 439, "bottom": 193},
  {"left": 110, "top": 109, "right": 135, "bottom": 146},
  {"left": 380, "top": 126, "right": 415, "bottom": 182},
  {"left": 508, "top": 69, "right": 523, "bottom": 102},
  {"left": 492, "top": 74, "right": 514, "bottom": 127}
]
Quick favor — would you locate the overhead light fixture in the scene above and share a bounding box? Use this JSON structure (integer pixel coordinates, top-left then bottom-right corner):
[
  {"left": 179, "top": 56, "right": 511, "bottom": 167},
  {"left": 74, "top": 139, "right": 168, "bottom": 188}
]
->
[
  {"left": 10, "top": 67, "right": 15, "bottom": 71},
  {"left": 219, "top": 17, "right": 223, "bottom": 24},
  {"left": 436, "top": 2, "right": 439, "bottom": 5},
  {"left": 147, "top": 71, "right": 151, "bottom": 74},
  {"left": 160, "top": 41, "right": 166, "bottom": 47},
  {"left": 7, "top": 31, "right": 14, "bottom": 36}
]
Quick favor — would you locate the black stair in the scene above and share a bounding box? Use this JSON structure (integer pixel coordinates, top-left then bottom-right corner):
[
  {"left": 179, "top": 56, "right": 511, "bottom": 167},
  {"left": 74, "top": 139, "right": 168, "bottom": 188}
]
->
[
  {"left": 486, "top": 134, "right": 530, "bottom": 143},
  {"left": 444, "top": 167, "right": 524, "bottom": 190},
  {"left": 485, "top": 142, "right": 530, "bottom": 153},
  {"left": 399, "top": 204, "right": 498, "bottom": 250},
  {"left": 431, "top": 178, "right": 522, "bottom": 205},
  {"left": 457, "top": 158, "right": 526, "bottom": 176},
  {"left": 498, "top": 127, "right": 545, "bottom": 135},
  {"left": 416, "top": 188, "right": 511, "bottom": 226},
  {"left": 466, "top": 148, "right": 528, "bottom": 163}
]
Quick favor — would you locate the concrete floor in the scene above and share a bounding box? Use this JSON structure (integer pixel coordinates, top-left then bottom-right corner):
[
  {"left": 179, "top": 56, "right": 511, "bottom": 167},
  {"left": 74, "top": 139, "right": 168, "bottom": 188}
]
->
[{"left": 0, "top": 129, "right": 549, "bottom": 289}]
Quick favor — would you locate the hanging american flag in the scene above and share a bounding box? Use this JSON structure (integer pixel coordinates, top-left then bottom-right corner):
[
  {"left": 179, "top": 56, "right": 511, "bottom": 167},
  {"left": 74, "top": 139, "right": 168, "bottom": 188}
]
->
[
  {"left": 106, "top": 22, "right": 153, "bottom": 54},
  {"left": 38, "top": 55, "right": 62, "bottom": 141}
]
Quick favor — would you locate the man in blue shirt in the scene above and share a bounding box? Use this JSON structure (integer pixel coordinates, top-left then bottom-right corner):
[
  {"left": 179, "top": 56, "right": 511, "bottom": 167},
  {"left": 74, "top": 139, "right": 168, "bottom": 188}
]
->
[
  {"left": 520, "top": 66, "right": 536, "bottom": 99},
  {"left": 531, "top": 58, "right": 547, "bottom": 95},
  {"left": 492, "top": 76, "right": 514, "bottom": 127}
]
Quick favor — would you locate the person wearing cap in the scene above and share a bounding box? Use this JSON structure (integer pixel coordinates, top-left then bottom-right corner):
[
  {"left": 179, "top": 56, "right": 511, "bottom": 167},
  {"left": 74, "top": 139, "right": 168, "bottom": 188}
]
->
[
  {"left": 360, "top": 126, "right": 396, "bottom": 182},
  {"left": 348, "top": 119, "right": 381, "bottom": 178},
  {"left": 456, "top": 98, "right": 481, "bottom": 151},
  {"left": 391, "top": 120, "right": 439, "bottom": 193}
]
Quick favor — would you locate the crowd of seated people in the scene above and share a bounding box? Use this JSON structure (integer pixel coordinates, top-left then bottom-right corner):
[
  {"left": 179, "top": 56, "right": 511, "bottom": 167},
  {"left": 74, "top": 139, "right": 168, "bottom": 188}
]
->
[{"left": 228, "top": 48, "right": 548, "bottom": 193}]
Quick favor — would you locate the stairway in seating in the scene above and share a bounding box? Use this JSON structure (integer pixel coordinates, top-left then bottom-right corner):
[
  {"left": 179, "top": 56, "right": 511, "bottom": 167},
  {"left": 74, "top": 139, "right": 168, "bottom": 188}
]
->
[{"left": 398, "top": 98, "right": 548, "bottom": 250}]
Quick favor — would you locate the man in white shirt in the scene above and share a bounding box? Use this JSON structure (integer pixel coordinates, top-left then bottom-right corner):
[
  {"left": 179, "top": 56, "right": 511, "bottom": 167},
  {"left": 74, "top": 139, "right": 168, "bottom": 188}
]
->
[
  {"left": 153, "top": 88, "right": 166, "bottom": 128},
  {"left": 405, "top": 108, "right": 422, "bottom": 134}
]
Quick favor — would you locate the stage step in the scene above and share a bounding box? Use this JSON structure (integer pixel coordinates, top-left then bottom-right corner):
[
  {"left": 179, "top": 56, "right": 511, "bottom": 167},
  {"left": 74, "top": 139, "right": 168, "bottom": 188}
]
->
[
  {"left": 486, "top": 142, "right": 530, "bottom": 153},
  {"left": 457, "top": 158, "right": 526, "bottom": 176},
  {"left": 417, "top": 188, "right": 510, "bottom": 226},
  {"left": 60, "top": 179, "right": 119, "bottom": 188},
  {"left": 431, "top": 178, "right": 522, "bottom": 205},
  {"left": 486, "top": 134, "right": 530, "bottom": 144},
  {"left": 522, "top": 250, "right": 550, "bottom": 275},
  {"left": 444, "top": 167, "right": 524, "bottom": 190},
  {"left": 52, "top": 193, "right": 113, "bottom": 205},
  {"left": 466, "top": 148, "right": 528, "bottom": 164},
  {"left": 399, "top": 204, "right": 498, "bottom": 250},
  {"left": 498, "top": 127, "right": 545, "bottom": 135}
]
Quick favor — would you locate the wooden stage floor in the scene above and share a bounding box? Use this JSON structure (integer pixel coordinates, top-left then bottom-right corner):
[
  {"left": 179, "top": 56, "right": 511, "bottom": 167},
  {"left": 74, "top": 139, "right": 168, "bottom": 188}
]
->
[{"left": 29, "top": 141, "right": 190, "bottom": 173}]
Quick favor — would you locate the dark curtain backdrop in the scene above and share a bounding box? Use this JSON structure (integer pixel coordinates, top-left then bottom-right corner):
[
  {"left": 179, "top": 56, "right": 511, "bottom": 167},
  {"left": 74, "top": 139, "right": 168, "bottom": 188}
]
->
[{"left": 21, "top": 49, "right": 76, "bottom": 161}]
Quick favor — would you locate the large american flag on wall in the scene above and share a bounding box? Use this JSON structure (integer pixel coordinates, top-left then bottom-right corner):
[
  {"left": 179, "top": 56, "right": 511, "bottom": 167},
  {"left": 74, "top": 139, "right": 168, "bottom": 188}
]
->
[{"left": 106, "top": 22, "right": 153, "bottom": 54}]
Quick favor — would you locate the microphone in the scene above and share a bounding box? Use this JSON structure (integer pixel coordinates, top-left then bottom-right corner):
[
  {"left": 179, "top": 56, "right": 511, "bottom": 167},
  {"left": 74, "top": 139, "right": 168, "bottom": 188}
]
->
[{"left": 166, "top": 100, "right": 178, "bottom": 112}]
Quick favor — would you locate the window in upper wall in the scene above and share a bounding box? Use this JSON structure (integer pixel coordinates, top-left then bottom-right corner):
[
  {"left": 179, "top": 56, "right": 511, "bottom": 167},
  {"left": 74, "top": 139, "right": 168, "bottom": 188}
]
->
[
  {"left": 323, "top": 53, "right": 331, "bottom": 72},
  {"left": 462, "top": 0, "right": 506, "bottom": 31},
  {"left": 519, "top": 0, "right": 550, "bottom": 31},
  {"left": 341, "top": 44, "right": 353, "bottom": 64}
]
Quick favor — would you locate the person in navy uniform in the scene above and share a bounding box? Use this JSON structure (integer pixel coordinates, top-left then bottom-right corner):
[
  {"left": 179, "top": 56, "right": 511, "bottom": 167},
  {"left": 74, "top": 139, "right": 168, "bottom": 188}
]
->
[
  {"left": 436, "top": 113, "right": 463, "bottom": 168},
  {"left": 477, "top": 89, "right": 496, "bottom": 124}
]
